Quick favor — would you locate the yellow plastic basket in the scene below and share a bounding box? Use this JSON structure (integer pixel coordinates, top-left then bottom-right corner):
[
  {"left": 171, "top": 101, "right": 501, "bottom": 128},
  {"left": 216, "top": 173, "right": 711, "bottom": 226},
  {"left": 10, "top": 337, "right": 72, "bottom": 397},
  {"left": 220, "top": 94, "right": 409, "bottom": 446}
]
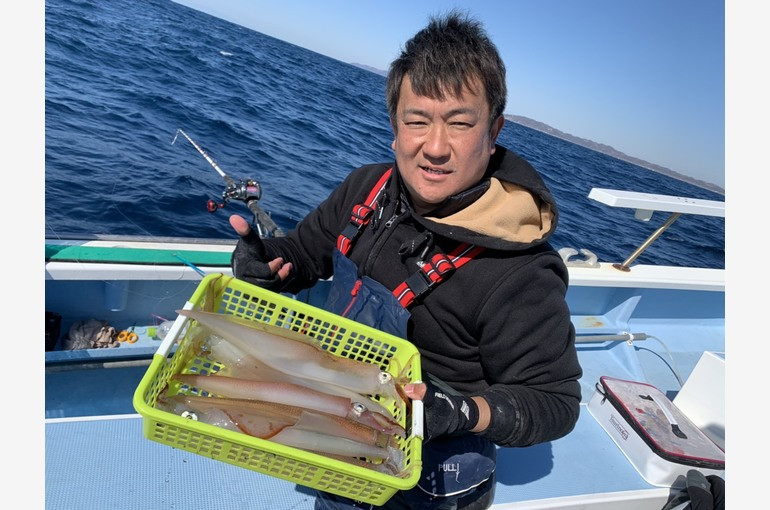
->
[{"left": 133, "top": 273, "right": 423, "bottom": 505}]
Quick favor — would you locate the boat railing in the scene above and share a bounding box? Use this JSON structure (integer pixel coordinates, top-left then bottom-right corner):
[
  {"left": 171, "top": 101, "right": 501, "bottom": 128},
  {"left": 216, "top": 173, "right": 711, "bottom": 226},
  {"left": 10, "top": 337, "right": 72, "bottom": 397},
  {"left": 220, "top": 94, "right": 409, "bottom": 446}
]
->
[{"left": 587, "top": 188, "right": 725, "bottom": 271}]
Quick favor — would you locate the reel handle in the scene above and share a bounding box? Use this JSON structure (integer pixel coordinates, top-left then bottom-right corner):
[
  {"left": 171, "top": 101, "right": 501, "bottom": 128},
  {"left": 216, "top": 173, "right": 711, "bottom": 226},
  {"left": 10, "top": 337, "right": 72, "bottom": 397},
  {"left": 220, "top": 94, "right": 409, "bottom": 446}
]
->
[{"left": 206, "top": 199, "right": 225, "bottom": 213}]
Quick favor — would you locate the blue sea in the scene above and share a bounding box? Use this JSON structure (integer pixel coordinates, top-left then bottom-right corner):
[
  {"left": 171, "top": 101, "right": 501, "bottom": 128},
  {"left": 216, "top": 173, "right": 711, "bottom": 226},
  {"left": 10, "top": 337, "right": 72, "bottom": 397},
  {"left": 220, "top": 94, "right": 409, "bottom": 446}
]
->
[{"left": 45, "top": 0, "right": 725, "bottom": 269}]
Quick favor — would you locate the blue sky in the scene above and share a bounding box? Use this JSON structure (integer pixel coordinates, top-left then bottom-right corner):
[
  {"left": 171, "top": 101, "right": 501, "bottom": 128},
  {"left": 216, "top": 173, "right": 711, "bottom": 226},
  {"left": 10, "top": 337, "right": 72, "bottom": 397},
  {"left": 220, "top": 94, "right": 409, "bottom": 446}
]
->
[{"left": 174, "top": 0, "right": 725, "bottom": 188}]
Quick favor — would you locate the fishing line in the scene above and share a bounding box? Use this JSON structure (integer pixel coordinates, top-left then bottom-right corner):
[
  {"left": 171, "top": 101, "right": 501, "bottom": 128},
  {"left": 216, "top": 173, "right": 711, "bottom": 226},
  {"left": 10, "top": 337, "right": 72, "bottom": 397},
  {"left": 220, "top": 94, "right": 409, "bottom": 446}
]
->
[
  {"left": 46, "top": 173, "right": 207, "bottom": 323},
  {"left": 47, "top": 128, "right": 281, "bottom": 336},
  {"left": 106, "top": 170, "right": 158, "bottom": 239},
  {"left": 172, "top": 253, "right": 207, "bottom": 277}
]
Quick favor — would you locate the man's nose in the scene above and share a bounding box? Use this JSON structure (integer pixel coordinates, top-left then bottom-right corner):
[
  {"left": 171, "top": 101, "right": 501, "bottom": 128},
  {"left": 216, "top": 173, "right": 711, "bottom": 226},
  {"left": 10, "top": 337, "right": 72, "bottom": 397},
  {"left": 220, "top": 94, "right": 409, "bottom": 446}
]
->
[{"left": 423, "top": 124, "right": 450, "bottom": 159}]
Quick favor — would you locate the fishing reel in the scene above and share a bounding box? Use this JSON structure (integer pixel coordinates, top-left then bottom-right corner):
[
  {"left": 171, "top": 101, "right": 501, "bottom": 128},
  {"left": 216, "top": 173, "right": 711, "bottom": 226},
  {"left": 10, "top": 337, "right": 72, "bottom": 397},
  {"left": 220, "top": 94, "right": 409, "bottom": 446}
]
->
[
  {"left": 206, "top": 178, "right": 262, "bottom": 212},
  {"left": 173, "top": 128, "right": 284, "bottom": 237}
]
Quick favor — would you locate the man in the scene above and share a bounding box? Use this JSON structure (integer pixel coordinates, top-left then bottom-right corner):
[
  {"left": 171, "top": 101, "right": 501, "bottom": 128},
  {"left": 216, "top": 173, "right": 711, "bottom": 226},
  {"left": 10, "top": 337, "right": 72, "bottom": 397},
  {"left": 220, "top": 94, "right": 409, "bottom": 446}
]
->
[{"left": 229, "top": 11, "right": 582, "bottom": 510}]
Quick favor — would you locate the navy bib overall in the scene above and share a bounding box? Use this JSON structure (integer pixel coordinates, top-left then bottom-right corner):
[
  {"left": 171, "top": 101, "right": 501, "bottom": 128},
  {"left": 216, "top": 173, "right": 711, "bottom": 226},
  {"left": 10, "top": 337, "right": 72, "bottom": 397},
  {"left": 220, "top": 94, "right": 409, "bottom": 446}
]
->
[{"left": 315, "top": 169, "right": 496, "bottom": 510}]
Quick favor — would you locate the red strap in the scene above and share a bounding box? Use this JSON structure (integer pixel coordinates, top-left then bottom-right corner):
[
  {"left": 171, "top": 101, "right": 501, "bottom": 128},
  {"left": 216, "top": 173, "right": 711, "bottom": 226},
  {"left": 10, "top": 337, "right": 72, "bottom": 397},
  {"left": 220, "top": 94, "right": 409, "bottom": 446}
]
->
[
  {"left": 335, "top": 166, "right": 484, "bottom": 309},
  {"left": 336, "top": 168, "right": 392, "bottom": 255},
  {"left": 363, "top": 169, "right": 392, "bottom": 206},
  {"left": 393, "top": 243, "right": 485, "bottom": 308}
]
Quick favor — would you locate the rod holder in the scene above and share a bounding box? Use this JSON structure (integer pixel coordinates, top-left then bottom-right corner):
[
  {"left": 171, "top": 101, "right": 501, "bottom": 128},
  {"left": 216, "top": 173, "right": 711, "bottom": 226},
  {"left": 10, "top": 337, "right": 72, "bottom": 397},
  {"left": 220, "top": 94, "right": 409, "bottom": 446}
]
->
[{"left": 614, "top": 212, "right": 681, "bottom": 271}]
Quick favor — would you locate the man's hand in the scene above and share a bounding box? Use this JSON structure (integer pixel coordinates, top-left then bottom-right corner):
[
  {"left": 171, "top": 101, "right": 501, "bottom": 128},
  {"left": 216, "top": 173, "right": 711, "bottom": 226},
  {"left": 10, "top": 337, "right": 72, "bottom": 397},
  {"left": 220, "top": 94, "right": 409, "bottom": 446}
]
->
[
  {"left": 404, "top": 379, "right": 487, "bottom": 443},
  {"left": 229, "top": 215, "right": 292, "bottom": 289}
]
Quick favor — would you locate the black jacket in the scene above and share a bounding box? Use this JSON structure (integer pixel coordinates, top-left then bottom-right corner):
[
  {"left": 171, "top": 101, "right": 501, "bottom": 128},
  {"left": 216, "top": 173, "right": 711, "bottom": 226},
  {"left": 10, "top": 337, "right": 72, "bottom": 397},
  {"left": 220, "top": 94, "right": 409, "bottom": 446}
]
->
[{"left": 261, "top": 145, "right": 582, "bottom": 447}]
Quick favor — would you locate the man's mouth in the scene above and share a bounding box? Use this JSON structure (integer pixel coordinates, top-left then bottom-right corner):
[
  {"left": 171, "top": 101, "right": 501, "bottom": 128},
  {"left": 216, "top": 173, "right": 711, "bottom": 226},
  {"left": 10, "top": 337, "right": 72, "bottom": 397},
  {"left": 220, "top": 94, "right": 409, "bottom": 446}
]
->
[{"left": 421, "top": 166, "right": 451, "bottom": 175}]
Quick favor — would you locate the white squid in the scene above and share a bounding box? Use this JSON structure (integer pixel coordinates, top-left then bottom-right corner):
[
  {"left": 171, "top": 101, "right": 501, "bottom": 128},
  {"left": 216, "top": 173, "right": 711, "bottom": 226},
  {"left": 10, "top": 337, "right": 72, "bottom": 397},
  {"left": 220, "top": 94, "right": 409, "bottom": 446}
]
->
[
  {"left": 177, "top": 309, "right": 402, "bottom": 402},
  {"left": 157, "top": 392, "right": 404, "bottom": 473},
  {"left": 174, "top": 373, "right": 405, "bottom": 437},
  {"left": 200, "top": 332, "right": 399, "bottom": 420}
]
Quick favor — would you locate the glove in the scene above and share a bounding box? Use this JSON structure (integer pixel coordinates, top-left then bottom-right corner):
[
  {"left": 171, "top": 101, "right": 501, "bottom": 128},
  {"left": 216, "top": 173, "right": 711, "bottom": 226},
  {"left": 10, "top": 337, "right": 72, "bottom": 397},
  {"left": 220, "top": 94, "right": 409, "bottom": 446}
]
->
[
  {"left": 230, "top": 228, "right": 283, "bottom": 290},
  {"left": 685, "top": 470, "right": 725, "bottom": 510},
  {"left": 421, "top": 378, "right": 480, "bottom": 443},
  {"left": 661, "top": 470, "right": 725, "bottom": 510}
]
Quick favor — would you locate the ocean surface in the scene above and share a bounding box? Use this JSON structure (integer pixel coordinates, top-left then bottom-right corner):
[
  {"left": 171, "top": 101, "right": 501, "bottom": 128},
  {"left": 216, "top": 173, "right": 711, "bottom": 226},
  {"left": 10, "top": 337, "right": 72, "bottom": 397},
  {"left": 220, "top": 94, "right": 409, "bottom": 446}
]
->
[{"left": 45, "top": 0, "right": 725, "bottom": 269}]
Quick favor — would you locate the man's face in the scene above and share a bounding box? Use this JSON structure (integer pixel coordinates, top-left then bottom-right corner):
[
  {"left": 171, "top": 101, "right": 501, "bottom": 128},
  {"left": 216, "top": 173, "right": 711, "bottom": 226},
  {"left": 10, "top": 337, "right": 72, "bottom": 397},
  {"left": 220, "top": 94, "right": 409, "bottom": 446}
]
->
[{"left": 391, "top": 75, "right": 504, "bottom": 215}]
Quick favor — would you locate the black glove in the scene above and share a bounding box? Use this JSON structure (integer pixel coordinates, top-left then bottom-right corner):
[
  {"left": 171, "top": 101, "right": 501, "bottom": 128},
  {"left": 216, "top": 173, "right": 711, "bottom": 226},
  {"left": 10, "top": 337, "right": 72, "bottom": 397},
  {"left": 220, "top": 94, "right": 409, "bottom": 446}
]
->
[
  {"left": 704, "top": 475, "right": 725, "bottom": 510},
  {"left": 685, "top": 470, "right": 725, "bottom": 510},
  {"left": 421, "top": 378, "right": 480, "bottom": 443},
  {"left": 230, "top": 228, "right": 283, "bottom": 290},
  {"left": 662, "top": 470, "right": 725, "bottom": 510}
]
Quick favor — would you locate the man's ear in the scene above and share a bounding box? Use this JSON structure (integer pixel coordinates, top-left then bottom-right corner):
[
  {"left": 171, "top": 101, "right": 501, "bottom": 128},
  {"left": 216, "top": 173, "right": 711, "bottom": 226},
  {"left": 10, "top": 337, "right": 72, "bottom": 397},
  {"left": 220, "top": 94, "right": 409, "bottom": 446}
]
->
[
  {"left": 390, "top": 117, "right": 398, "bottom": 151},
  {"left": 490, "top": 115, "right": 504, "bottom": 152}
]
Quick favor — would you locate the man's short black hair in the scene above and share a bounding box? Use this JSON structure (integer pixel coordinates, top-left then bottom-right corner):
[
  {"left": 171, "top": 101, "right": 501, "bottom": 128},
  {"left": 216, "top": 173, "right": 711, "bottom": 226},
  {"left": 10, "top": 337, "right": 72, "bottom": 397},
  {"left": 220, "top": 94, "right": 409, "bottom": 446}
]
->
[{"left": 386, "top": 10, "right": 507, "bottom": 127}]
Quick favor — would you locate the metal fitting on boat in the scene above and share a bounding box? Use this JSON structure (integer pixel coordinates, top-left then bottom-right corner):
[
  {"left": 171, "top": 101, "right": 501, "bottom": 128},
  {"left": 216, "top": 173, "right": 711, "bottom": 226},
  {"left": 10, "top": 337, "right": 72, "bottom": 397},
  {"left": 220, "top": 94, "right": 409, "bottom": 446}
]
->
[{"left": 558, "top": 247, "right": 599, "bottom": 268}]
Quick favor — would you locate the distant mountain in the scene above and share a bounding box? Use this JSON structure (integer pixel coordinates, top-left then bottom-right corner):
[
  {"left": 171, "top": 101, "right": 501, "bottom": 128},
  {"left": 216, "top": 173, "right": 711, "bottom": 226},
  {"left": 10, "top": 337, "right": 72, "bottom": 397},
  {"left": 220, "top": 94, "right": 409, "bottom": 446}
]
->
[
  {"left": 351, "top": 63, "right": 388, "bottom": 76},
  {"left": 505, "top": 115, "right": 725, "bottom": 195},
  {"left": 349, "top": 64, "right": 724, "bottom": 195}
]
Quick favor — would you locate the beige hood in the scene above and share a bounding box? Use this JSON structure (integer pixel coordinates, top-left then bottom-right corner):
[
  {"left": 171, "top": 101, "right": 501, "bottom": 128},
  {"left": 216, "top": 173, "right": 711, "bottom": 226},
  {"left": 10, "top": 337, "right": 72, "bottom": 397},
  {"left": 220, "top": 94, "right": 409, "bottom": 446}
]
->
[{"left": 429, "top": 177, "right": 553, "bottom": 243}]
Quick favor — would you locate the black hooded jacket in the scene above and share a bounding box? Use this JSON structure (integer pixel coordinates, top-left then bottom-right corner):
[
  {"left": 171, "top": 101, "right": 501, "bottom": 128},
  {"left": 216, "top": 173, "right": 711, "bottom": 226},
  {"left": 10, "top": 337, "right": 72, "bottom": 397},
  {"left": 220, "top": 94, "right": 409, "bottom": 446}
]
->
[{"left": 260, "top": 145, "right": 583, "bottom": 447}]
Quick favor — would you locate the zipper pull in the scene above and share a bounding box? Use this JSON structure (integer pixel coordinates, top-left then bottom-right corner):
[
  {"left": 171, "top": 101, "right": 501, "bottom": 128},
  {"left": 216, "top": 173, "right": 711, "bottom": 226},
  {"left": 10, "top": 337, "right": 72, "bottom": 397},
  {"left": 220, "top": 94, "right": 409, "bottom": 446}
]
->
[
  {"left": 342, "top": 279, "right": 363, "bottom": 318},
  {"left": 418, "top": 232, "right": 434, "bottom": 261},
  {"left": 384, "top": 198, "right": 405, "bottom": 229},
  {"left": 373, "top": 192, "right": 389, "bottom": 229}
]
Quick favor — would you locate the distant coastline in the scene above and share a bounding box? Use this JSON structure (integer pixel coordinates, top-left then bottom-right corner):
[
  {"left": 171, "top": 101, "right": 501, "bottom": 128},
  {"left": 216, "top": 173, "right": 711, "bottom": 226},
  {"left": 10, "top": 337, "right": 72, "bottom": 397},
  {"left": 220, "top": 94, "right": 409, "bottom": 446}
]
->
[
  {"left": 504, "top": 115, "right": 725, "bottom": 195},
  {"left": 350, "top": 63, "right": 725, "bottom": 196}
]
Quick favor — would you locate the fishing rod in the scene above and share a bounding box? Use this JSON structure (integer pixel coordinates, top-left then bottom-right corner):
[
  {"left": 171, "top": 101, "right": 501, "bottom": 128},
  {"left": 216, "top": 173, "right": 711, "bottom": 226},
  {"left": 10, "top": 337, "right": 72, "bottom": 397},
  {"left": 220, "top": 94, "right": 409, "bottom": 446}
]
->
[{"left": 172, "top": 129, "right": 285, "bottom": 238}]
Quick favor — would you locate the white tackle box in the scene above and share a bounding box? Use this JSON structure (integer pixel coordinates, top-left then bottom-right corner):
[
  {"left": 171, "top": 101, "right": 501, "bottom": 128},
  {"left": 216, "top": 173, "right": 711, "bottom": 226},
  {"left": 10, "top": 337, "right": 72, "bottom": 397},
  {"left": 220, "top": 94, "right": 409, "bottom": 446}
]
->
[{"left": 587, "top": 375, "right": 725, "bottom": 487}]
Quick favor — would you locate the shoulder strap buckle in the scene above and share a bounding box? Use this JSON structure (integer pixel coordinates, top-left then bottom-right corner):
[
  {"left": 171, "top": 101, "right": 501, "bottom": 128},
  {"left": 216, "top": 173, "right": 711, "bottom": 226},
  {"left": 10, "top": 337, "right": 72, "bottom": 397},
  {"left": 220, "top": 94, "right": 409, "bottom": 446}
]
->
[
  {"left": 394, "top": 252, "right": 457, "bottom": 307},
  {"left": 336, "top": 169, "right": 392, "bottom": 256},
  {"left": 393, "top": 243, "right": 484, "bottom": 308}
]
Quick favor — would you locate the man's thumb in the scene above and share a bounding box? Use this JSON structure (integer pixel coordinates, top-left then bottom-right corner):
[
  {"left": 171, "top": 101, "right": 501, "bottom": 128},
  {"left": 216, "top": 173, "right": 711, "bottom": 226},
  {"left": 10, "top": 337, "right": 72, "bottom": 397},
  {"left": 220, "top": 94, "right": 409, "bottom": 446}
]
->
[
  {"left": 229, "top": 214, "right": 252, "bottom": 236},
  {"left": 229, "top": 214, "right": 268, "bottom": 260}
]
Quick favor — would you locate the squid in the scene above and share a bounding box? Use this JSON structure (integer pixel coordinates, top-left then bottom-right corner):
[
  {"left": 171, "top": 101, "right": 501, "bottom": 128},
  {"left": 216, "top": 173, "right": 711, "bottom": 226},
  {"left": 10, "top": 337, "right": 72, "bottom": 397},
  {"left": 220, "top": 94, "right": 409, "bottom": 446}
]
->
[
  {"left": 171, "top": 393, "right": 393, "bottom": 448},
  {"left": 157, "top": 392, "right": 404, "bottom": 473},
  {"left": 176, "top": 309, "right": 402, "bottom": 403},
  {"left": 174, "top": 373, "right": 405, "bottom": 438},
  {"left": 156, "top": 391, "right": 279, "bottom": 435},
  {"left": 201, "top": 333, "right": 398, "bottom": 420},
  {"left": 305, "top": 450, "right": 405, "bottom": 476}
]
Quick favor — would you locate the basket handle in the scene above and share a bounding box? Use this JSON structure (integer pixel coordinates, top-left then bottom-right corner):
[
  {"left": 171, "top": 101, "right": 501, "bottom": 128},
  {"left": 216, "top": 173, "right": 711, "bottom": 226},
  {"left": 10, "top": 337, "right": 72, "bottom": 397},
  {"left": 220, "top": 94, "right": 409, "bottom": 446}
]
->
[{"left": 410, "top": 381, "right": 425, "bottom": 440}]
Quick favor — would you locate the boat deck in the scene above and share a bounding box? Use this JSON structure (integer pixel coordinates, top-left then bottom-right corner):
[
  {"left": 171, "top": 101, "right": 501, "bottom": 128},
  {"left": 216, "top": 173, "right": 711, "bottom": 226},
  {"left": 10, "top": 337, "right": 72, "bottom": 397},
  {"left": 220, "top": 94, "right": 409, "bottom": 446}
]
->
[
  {"left": 45, "top": 406, "right": 669, "bottom": 510},
  {"left": 45, "top": 312, "right": 722, "bottom": 509},
  {"left": 44, "top": 235, "right": 724, "bottom": 509}
]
